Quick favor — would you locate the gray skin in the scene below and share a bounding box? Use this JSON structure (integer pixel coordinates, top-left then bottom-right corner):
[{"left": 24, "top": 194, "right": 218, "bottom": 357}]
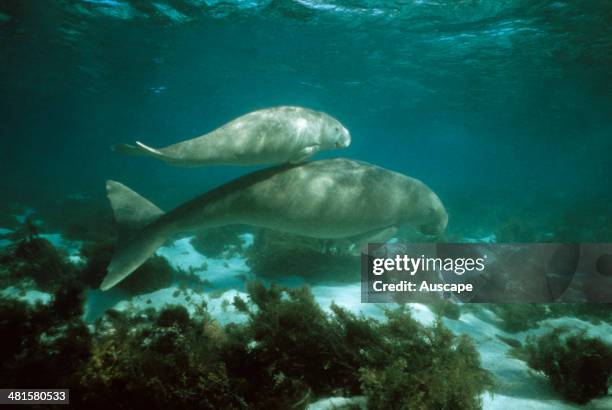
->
[
  {"left": 113, "top": 106, "right": 351, "bottom": 166},
  {"left": 101, "top": 159, "right": 448, "bottom": 290}
]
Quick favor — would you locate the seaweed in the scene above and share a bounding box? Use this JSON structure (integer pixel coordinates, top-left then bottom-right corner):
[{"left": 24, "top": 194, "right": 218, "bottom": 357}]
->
[
  {"left": 0, "top": 284, "right": 91, "bottom": 390},
  {"left": 32, "top": 196, "right": 115, "bottom": 243},
  {"left": 487, "top": 304, "right": 548, "bottom": 333},
  {"left": 226, "top": 282, "right": 366, "bottom": 405},
  {"left": 546, "top": 303, "right": 612, "bottom": 325},
  {"left": 359, "top": 309, "right": 495, "bottom": 410},
  {"left": 430, "top": 301, "right": 462, "bottom": 320},
  {"left": 1, "top": 278, "right": 494, "bottom": 409},
  {"left": 521, "top": 328, "right": 612, "bottom": 404},
  {"left": 1, "top": 234, "right": 78, "bottom": 292},
  {"left": 189, "top": 225, "right": 249, "bottom": 258},
  {"left": 80, "top": 303, "right": 243, "bottom": 410},
  {"left": 229, "top": 282, "right": 493, "bottom": 409},
  {"left": 245, "top": 229, "right": 360, "bottom": 283}
]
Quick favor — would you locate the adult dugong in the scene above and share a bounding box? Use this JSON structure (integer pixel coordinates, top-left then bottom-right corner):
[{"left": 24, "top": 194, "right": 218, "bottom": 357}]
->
[
  {"left": 100, "top": 159, "right": 448, "bottom": 290},
  {"left": 113, "top": 106, "right": 351, "bottom": 166}
]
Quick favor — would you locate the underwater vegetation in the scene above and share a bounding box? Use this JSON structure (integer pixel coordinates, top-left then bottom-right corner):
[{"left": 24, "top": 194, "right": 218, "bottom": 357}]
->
[
  {"left": 0, "top": 234, "right": 78, "bottom": 293},
  {"left": 487, "top": 304, "right": 548, "bottom": 333},
  {"left": 518, "top": 328, "right": 612, "bottom": 404},
  {"left": 480, "top": 304, "right": 612, "bottom": 333},
  {"left": 0, "top": 282, "right": 90, "bottom": 392},
  {"left": 190, "top": 226, "right": 249, "bottom": 259},
  {"left": 0, "top": 221, "right": 211, "bottom": 297},
  {"left": 2, "top": 215, "right": 611, "bottom": 408},
  {"left": 358, "top": 308, "right": 494, "bottom": 410},
  {"left": 429, "top": 302, "right": 462, "bottom": 321},
  {"left": 0, "top": 274, "right": 494, "bottom": 409}
]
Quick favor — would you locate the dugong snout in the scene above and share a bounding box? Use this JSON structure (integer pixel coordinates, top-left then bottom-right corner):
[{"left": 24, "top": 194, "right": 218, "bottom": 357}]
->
[
  {"left": 415, "top": 191, "right": 448, "bottom": 236},
  {"left": 337, "top": 126, "right": 351, "bottom": 148},
  {"left": 419, "top": 210, "right": 448, "bottom": 236}
]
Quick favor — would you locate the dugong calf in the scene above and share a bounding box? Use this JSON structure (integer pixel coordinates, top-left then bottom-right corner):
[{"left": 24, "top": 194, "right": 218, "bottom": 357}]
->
[
  {"left": 101, "top": 159, "right": 447, "bottom": 290},
  {"left": 113, "top": 106, "right": 351, "bottom": 166}
]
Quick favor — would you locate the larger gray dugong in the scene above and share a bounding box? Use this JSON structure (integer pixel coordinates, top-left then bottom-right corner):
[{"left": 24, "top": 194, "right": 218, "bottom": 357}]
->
[
  {"left": 100, "top": 158, "right": 448, "bottom": 290},
  {"left": 113, "top": 106, "right": 351, "bottom": 166}
]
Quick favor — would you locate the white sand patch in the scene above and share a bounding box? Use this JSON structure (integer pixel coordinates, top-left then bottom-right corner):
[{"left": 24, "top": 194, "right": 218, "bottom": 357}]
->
[
  {"left": 0, "top": 286, "right": 52, "bottom": 305},
  {"left": 239, "top": 232, "right": 255, "bottom": 248},
  {"left": 156, "top": 237, "right": 207, "bottom": 271},
  {"left": 102, "top": 286, "right": 249, "bottom": 325},
  {"left": 206, "top": 289, "right": 250, "bottom": 325},
  {"left": 311, "top": 283, "right": 385, "bottom": 321},
  {"left": 39, "top": 233, "right": 83, "bottom": 259},
  {"left": 68, "top": 255, "right": 86, "bottom": 265},
  {"left": 307, "top": 396, "right": 366, "bottom": 410},
  {"left": 464, "top": 234, "right": 497, "bottom": 243},
  {"left": 513, "top": 316, "right": 612, "bottom": 344},
  {"left": 112, "top": 286, "right": 207, "bottom": 314},
  {"left": 200, "top": 257, "right": 251, "bottom": 285},
  {"left": 0, "top": 227, "right": 14, "bottom": 247},
  {"left": 309, "top": 284, "right": 438, "bottom": 325},
  {"left": 0, "top": 231, "right": 83, "bottom": 255},
  {"left": 157, "top": 236, "right": 252, "bottom": 290},
  {"left": 483, "top": 394, "right": 575, "bottom": 410}
]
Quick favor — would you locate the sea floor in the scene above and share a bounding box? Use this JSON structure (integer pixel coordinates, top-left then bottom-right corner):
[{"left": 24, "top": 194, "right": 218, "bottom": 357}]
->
[{"left": 1, "top": 211, "right": 611, "bottom": 409}]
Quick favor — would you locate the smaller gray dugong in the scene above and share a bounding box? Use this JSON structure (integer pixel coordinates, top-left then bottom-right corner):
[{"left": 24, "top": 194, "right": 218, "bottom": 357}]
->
[
  {"left": 100, "top": 159, "right": 448, "bottom": 290},
  {"left": 113, "top": 106, "right": 351, "bottom": 166}
]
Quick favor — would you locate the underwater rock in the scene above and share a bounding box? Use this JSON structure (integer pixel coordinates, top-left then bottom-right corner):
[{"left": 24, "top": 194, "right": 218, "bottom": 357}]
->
[
  {"left": 246, "top": 229, "right": 360, "bottom": 283},
  {"left": 189, "top": 225, "right": 249, "bottom": 258}
]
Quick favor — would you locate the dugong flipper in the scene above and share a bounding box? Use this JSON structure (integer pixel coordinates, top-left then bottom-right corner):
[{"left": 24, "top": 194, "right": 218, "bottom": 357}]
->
[
  {"left": 112, "top": 106, "right": 351, "bottom": 167},
  {"left": 100, "top": 159, "right": 447, "bottom": 291}
]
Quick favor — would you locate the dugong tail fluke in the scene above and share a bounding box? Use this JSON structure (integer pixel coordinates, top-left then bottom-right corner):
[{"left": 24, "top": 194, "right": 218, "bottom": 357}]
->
[
  {"left": 112, "top": 142, "right": 169, "bottom": 161},
  {"left": 100, "top": 181, "right": 170, "bottom": 291}
]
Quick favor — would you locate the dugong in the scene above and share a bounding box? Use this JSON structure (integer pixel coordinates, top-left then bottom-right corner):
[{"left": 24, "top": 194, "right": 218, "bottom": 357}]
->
[
  {"left": 113, "top": 106, "right": 351, "bottom": 166},
  {"left": 101, "top": 159, "right": 448, "bottom": 290}
]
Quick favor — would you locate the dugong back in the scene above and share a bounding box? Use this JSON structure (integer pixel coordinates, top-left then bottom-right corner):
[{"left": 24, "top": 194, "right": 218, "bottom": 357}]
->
[{"left": 210, "top": 159, "right": 446, "bottom": 238}]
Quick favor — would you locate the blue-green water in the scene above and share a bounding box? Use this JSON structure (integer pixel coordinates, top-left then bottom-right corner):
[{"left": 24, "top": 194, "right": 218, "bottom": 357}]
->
[
  {"left": 2, "top": 1, "right": 611, "bottom": 222},
  {"left": 1, "top": 1, "right": 611, "bottom": 409}
]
